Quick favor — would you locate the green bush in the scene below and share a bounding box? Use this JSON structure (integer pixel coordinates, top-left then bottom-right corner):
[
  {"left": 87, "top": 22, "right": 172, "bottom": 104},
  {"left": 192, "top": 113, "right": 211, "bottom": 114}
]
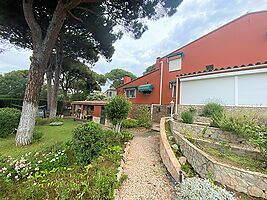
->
[
  {"left": 136, "top": 105, "right": 152, "bottom": 128},
  {"left": 122, "top": 118, "right": 138, "bottom": 128},
  {"left": 31, "top": 130, "right": 44, "bottom": 143},
  {"left": 72, "top": 122, "right": 106, "bottom": 165},
  {"left": 202, "top": 102, "right": 224, "bottom": 117},
  {"left": 181, "top": 110, "right": 194, "bottom": 124},
  {"left": 0, "top": 108, "right": 21, "bottom": 138}
]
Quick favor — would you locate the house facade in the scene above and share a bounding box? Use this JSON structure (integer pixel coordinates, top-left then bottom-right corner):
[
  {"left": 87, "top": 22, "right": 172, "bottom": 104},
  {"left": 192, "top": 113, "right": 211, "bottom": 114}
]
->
[{"left": 117, "top": 11, "right": 267, "bottom": 114}]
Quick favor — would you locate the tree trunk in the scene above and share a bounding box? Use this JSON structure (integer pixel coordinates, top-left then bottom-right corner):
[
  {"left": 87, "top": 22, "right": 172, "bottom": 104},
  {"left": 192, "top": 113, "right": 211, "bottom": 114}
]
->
[
  {"left": 46, "top": 63, "right": 53, "bottom": 112},
  {"left": 16, "top": 58, "right": 45, "bottom": 146},
  {"left": 62, "top": 90, "right": 68, "bottom": 113},
  {"left": 49, "top": 35, "right": 63, "bottom": 118}
]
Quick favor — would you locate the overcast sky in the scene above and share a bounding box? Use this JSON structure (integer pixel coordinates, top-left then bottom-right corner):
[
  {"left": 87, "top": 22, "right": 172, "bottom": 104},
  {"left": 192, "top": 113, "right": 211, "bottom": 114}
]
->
[{"left": 1, "top": 0, "right": 267, "bottom": 79}]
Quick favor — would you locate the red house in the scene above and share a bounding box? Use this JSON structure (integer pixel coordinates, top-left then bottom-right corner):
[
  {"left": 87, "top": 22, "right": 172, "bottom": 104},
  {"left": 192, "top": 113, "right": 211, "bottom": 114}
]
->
[{"left": 117, "top": 11, "right": 267, "bottom": 117}]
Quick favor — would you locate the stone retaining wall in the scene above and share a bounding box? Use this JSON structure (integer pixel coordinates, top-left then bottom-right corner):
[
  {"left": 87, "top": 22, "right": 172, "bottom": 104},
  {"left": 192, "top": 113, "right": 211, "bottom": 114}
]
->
[
  {"left": 169, "top": 120, "right": 267, "bottom": 199},
  {"left": 192, "top": 137, "right": 262, "bottom": 160},
  {"left": 171, "top": 121, "right": 241, "bottom": 143},
  {"left": 159, "top": 118, "right": 181, "bottom": 183}
]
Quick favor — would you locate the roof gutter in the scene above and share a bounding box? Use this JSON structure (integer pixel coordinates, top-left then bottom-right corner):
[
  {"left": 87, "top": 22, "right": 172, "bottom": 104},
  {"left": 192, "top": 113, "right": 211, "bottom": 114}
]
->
[{"left": 159, "top": 61, "right": 164, "bottom": 105}]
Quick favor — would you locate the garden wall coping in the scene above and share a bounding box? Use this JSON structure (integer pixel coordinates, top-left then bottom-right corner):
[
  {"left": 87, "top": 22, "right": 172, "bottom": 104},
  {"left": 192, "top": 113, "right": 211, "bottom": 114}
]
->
[
  {"left": 170, "top": 120, "right": 267, "bottom": 199},
  {"left": 159, "top": 117, "right": 181, "bottom": 183}
]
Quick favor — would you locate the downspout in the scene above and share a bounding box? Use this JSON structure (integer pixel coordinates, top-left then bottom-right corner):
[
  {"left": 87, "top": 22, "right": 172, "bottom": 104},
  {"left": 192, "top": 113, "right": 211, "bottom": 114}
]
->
[
  {"left": 159, "top": 61, "right": 164, "bottom": 105},
  {"left": 175, "top": 77, "right": 179, "bottom": 114}
]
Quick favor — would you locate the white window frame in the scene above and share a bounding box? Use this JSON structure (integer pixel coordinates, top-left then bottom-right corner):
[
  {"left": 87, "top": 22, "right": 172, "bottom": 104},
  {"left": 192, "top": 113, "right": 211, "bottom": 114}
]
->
[
  {"left": 169, "top": 57, "right": 182, "bottom": 72},
  {"left": 125, "top": 89, "right": 136, "bottom": 98}
]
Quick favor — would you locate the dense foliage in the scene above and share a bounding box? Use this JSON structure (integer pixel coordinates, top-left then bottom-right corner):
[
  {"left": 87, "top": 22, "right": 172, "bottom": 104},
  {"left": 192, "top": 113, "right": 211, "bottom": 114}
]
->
[
  {"left": 86, "top": 91, "right": 107, "bottom": 101},
  {"left": 202, "top": 102, "right": 224, "bottom": 117},
  {"left": 106, "top": 69, "right": 137, "bottom": 88},
  {"left": 0, "top": 108, "right": 21, "bottom": 138},
  {"left": 72, "top": 122, "right": 106, "bottom": 165},
  {"left": 0, "top": 70, "right": 28, "bottom": 99},
  {"left": 122, "top": 118, "right": 139, "bottom": 128},
  {"left": 181, "top": 110, "right": 194, "bottom": 124},
  {"left": 106, "top": 95, "right": 132, "bottom": 132},
  {"left": 136, "top": 105, "right": 152, "bottom": 128}
]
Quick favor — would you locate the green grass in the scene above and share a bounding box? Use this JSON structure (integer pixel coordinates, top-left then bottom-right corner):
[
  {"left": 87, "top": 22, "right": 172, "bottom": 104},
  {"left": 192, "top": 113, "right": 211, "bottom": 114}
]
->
[{"left": 0, "top": 119, "right": 79, "bottom": 158}]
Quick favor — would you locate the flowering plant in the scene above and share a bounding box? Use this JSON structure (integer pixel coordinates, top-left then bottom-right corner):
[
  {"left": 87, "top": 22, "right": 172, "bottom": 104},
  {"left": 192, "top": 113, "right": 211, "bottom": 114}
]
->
[{"left": 0, "top": 147, "right": 68, "bottom": 182}]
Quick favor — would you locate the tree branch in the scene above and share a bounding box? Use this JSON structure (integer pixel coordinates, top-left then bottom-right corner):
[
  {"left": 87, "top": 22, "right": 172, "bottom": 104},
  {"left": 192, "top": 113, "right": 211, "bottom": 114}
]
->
[
  {"left": 22, "top": 0, "right": 42, "bottom": 49},
  {"left": 68, "top": 11, "right": 83, "bottom": 22}
]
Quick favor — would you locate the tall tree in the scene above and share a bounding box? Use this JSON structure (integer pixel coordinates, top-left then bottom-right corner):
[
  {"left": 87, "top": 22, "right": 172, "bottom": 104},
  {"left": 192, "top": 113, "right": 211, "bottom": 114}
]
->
[
  {"left": 106, "top": 68, "right": 137, "bottom": 88},
  {"left": 143, "top": 64, "right": 156, "bottom": 75},
  {"left": 0, "top": 70, "right": 28, "bottom": 98},
  {"left": 0, "top": 0, "right": 182, "bottom": 145},
  {"left": 60, "top": 57, "right": 106, "bottom": 110}
]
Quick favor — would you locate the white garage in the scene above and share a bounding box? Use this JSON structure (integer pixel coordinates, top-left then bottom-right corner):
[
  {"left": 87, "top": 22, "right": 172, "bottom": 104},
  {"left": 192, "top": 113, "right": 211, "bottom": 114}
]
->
[{"left": 179, "top": 66, "right": 267, "bottom": 107}]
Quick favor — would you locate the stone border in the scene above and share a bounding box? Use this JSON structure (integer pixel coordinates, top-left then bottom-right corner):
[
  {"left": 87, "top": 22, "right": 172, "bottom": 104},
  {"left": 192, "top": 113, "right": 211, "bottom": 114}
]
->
[
  {"left": 169, "top": 120, "right": 267, "bottom": 199},
  {"left": 159, "top": 117, "right": 181, "bottom": 183}
]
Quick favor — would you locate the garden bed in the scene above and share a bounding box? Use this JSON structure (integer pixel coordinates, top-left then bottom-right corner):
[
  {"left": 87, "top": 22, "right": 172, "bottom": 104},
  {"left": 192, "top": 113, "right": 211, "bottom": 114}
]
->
[
  {"left": 170, "top": 120, "right": 267, "bottom": 199},
  {"left": 0, "top": 121, "right": 133, "bottom": 199}
]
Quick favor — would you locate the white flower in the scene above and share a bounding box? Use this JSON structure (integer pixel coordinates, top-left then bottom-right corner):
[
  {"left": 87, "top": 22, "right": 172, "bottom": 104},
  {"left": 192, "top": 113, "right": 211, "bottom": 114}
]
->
[
  {"left": 15, "top": 175, "right": 18, "bottom": 179},
  {"left": 37, "top": 160, "right": 42, "bottom": 164},
  {"left": 50, "top": 158, "right": 56, "bottom": 162},
  {"left": 7, "top": 173, "right": 11, "bottom": 178},
  {"left": 33, "top": 182, "right": 37, "bottom": 186},
  {"left": 35, "top": 167, "right": 39, "bottom": 171}
]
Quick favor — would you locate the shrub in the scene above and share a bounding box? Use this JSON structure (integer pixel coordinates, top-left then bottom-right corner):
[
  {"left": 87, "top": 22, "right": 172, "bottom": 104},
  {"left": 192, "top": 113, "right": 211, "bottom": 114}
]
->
[
  {"left": 72, "top": 122, "right": 106, "bottom": 165},
  {"left": 106, "top": 95, "right": 132, "bottom": 132},
  {"left": 181, "top": 111, "right": 194, "bottom": 124},
  {"left": 122, "top": 118, "right": 138, "bottom": 128},
  {"left": 177, "top": 177, "right": 235, "bottom": 200},
  {"left": 0, "top": 108, "right": 21, "bottom": 138},
  {"left": 202, "top": 102, "right": 224, "bottom": 117},
  {"left": 136, "top": 105, "right": 152, "bottom": 128},
  {"left": 31, "top": 130, "right": 44, "bottom": 143}
]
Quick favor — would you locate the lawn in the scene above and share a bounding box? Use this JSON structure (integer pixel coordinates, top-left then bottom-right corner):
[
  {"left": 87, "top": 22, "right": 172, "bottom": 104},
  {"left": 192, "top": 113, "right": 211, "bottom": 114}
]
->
[{"left": 0, "top": 118, "right": 80, "bottom": 158}]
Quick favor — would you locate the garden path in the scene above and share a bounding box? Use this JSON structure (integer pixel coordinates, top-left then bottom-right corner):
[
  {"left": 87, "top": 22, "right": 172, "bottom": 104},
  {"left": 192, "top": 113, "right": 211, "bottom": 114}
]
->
[{"left": 118, "top": 129, "right": 175, "bottom": 200}]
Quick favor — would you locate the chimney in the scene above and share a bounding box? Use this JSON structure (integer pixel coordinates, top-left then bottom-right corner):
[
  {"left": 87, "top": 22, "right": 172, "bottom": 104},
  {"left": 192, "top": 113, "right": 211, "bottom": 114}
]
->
[
  {"left": 123, "top": 75, "right": 132, "bottom": 84},
  {"left": 155, "top": 57, "right": 161, "bottom": 69}
]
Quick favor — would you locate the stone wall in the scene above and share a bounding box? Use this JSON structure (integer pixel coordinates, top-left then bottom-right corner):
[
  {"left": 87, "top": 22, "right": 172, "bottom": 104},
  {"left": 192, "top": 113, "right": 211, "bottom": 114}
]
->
[
  {"left": 159, "top": 118, "right": 181, "bottom": 183},
  {"left": 169, "top": 120, "right": 267, "bottom": 199},
  {"left": 176, "top": 105, "right": 267, "bottom": 125},
  {"left": 171, "top": 121, "right": 241, "bottom": 144},
  {"left": 152, "top": 105, "right": 171, "bottom": 123}
]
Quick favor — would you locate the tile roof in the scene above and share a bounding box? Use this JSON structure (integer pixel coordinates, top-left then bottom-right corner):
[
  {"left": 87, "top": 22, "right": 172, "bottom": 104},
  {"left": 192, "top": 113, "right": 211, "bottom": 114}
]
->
[{"left": 177, "top": 61, "right": 267, "bottom": 79}]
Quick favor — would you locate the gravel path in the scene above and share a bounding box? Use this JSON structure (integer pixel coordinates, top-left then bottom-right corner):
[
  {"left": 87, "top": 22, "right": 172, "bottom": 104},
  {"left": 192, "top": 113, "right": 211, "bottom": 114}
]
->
[{"left": 118, "top": 129, "right": 175, "bottom": 200}]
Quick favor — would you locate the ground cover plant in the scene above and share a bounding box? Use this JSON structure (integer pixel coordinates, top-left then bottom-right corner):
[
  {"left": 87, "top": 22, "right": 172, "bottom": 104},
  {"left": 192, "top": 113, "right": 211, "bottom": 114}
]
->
[
  {"left": 177, "top": 177, "right": 235, "bottom": 200},
  {"left": 0, "top": 121, "right": 133, "bottom": 199}
]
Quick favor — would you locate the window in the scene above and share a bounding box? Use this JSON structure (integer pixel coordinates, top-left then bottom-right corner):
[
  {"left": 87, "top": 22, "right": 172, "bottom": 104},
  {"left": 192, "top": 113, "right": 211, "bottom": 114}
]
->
[
  {"left": 125, "top": 89, "right": 136, "bottom": 98},
  {"left": 172, "top": 84, "right": 177, "bottom": 98},
  {"left": 169, "top": 58, "right": 181, "bottom": 72}
]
